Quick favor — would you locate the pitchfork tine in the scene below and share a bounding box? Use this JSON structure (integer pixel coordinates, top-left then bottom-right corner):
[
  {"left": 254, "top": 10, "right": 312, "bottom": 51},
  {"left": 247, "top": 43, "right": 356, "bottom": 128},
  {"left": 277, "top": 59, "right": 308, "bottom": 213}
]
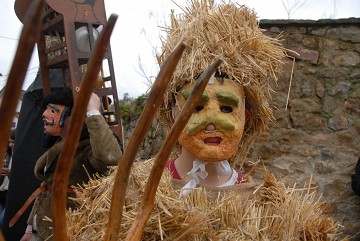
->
[
  {"left": 51, "top": 14, "right": 118, "bottom": 241},
  {"left": 103, "top": 42, "right": 187, "bottom": 241},
  {"left": 125, "top": 59, "right": 222, "bottom": 241}
]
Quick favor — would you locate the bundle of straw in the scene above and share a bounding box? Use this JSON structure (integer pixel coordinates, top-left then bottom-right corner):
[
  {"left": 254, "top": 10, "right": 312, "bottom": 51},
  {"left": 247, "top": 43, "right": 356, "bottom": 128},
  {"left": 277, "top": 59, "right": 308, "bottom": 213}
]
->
[
  {"left": 156, "top": 0, "right": 287, "bottom": 165},
  {"left": 66, "top": 159, "right": 343, "bottom": 241}
]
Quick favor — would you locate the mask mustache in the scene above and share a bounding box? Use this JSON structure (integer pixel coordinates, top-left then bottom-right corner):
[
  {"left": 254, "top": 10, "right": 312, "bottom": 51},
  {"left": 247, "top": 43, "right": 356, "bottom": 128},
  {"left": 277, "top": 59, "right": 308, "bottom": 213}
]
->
[
  {"left": 43, "top": 118, "right": 54, "bottom": 126},
  {"left": 186, "top": 115, "right": 235, "bottom": 135}
]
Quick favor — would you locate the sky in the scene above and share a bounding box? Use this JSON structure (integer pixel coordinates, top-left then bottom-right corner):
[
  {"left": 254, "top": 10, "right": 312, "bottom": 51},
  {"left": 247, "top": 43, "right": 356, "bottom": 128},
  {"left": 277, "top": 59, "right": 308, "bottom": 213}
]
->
[{"left": 1, "top": 0, "right": 359, "bottom": 99}]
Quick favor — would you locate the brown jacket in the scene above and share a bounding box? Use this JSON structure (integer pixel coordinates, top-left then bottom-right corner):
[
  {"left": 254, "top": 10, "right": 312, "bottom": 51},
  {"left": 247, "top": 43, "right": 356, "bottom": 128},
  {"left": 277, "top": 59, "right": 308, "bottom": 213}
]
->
[{"left": 28, "top": 115, "right": 122, "bottom": 240}]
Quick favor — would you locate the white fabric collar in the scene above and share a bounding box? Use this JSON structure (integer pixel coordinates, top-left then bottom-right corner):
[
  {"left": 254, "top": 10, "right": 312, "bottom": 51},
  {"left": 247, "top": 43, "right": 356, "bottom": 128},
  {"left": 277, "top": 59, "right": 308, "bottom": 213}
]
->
[{"left": 180, "top": 159, "right": 237, "bottom": 195}]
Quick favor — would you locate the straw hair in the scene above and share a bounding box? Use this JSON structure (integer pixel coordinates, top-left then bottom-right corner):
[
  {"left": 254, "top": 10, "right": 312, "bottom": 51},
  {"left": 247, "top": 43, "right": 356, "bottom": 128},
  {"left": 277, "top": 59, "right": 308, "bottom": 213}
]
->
[
  {"left": 156, "top": 0, "right": 287, "bottom": 165},
  {"left": 66, "top": 159, "right": 343, "bottom": 240}
]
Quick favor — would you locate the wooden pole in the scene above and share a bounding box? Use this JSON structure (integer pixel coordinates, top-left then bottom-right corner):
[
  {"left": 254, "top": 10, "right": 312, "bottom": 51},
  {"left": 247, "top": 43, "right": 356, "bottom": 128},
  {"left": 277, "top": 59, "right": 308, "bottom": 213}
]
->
[{"left": 103, "top": 42, "right": 186, "bottom": 241}]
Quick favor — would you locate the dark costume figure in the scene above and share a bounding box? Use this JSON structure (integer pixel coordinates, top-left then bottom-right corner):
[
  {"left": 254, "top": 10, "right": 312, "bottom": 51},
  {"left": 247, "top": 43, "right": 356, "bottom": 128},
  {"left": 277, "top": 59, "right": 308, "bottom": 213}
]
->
[{"left": 2, "top": 70, "right": 64, "bottom": 241}]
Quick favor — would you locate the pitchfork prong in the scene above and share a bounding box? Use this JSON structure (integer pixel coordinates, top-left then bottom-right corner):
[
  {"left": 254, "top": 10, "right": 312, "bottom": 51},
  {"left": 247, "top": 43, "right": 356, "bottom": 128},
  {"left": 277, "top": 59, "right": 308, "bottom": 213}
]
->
[
  {"left": 51, "top": 14, "right": 118, "bottom": 241},
  {"left": 103, "top": 42, "right": 187, "bottom": 241}
]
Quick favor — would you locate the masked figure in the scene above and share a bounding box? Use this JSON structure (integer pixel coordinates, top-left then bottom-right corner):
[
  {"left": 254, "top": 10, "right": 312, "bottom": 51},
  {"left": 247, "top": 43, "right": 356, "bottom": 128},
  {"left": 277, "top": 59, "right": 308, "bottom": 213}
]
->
[
  {"left": 166, "top": 76, "right": 248, "bottom": 194},
  {"left": 17, "top": 88, "right": 122, "bottom": 241},
  {"left": 65, "top": 1, "right": 343, "bottom": 240}
]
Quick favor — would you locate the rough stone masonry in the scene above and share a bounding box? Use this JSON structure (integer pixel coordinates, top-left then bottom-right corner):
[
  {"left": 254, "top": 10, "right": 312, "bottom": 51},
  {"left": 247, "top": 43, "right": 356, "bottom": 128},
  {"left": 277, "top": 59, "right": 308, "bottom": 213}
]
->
[{"left": 255, "top": 18, "right": 360, "bottom": 239}]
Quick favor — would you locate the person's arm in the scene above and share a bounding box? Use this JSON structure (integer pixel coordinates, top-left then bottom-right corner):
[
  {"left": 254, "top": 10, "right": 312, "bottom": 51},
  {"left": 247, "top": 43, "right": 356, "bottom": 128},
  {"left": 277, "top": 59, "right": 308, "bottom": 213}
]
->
[
  {"left": 19, "top": 191, "right": 39, "bottom": 240},
  {"left": 85, "top": 93, "right": 122, "bottom": 170},
  {"left": 20, "top": 225, "right": 33, "bottom": 241},
  {"left": 351, "top": 157, "right": 360, "bottom": 196}
]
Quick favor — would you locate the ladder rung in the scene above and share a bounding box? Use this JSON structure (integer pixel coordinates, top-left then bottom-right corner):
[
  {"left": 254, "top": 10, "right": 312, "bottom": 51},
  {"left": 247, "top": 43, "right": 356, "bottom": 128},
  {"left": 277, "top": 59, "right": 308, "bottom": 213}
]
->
[
  {"left": 47, "top": 54, "right": 68, "bottom": 68},
  {"left": 103, "top": 111, "right": 116, "bottom": 115},
  {"left": 107, "top": 121, "right": 119, "bottom": 126},
  {"left": 43, "top": 7, "right": 56, "bottom": 19},
  {"left": 45, "top": 42, "right": 66, "bottom": 54},
  {"left": 42, "top": 15, "right": 64, "bottom": 33},
  {"left": 102, "top": 76, "right": 112, "bottom": 82},
  {"left": 95, "top": 87, "right": 115, "bottom": 96}
]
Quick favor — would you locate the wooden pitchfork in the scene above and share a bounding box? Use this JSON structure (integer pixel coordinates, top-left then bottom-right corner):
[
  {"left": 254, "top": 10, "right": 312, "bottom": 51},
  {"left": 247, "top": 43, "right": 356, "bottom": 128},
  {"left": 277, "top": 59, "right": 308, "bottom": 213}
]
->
[
  {"left": 51, "top": 17, "right": 187, "bottom": 241},
  {"left": 0, "top": 0, "right": 45, "bottom": 238}
]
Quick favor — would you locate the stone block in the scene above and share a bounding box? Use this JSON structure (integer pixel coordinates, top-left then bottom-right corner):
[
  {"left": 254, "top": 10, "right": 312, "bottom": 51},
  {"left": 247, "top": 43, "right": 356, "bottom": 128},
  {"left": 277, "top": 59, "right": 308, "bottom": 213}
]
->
[
  {"left": 345, "top": 99, "right": 360, "bottom": 113},
  {"left": 349, "top": 84, "right": 360, "bottom": 98},
  {"left": 310, "top": 28, "right": 326, "bottom": 36},
  {"left": 315, "top": 161, "right": 334, "bottom": 174},
  {"left": 335, "top": 131, "right": 358, "bottom": 149},
  {"left": 323, "top": 95, "right": 337, "bottom": 114},
  {"left": 319, "top": 38, "right": 337, "bottom": 49},
  {"left": 332, "top": 51, "right": 360, "bottom": 67},
  {"left": 326, "top": 27, "right": 360, "bottom": 43},
  {"left": 289, "top": 98, "right": 322, "bottom": 113},
  {"left": 316, "top": 80, "right": 325, "bottom": 98},
  {"left": 303, "top": 36, "right": 317, "bottom": 48},
  {"left": 272, "top": 110, "right": 292, "bottom": 128},
  {"left": 269, "top": 26, "right": 281, "bottom": 33},
  {"left": 295, "top": 145, "right": 320, "bottom": 157},
  {"left": 287, "top": 47, "right": 319, "bottom": 64},
  {"left": 301, "top": 77, "right": 317, "bottom": 97},
  {"left": 317, "top": 67, "right": 345, "bottom": 78},
  {"left": 290, "top": 112, "right": 326, "bottom": 129}
]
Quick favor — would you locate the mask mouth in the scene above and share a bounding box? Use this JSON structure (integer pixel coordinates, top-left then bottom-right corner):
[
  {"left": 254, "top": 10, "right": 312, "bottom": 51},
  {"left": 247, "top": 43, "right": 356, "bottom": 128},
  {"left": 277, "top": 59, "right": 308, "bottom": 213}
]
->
[{"left": 203, "top": 137, "right": 222, "bottom": 145}]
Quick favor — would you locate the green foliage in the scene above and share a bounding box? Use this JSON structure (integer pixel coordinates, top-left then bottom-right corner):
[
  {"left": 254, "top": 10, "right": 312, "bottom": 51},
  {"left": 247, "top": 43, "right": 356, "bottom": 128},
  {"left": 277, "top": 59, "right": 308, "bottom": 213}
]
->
[{"left": 119, "top": 93, "right": 148, "bottom": 125}]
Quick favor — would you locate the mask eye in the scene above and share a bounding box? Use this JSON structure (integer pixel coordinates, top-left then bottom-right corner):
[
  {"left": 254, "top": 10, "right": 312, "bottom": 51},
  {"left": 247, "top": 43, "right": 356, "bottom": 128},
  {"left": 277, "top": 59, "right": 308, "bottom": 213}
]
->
[
  {"left": 194, "top": 105, "right": 204, "bottom": 113},
  {"left": 51, "top": 109, "right": 56, "bottom": 114},
  {"left": 220, "top": 106, "right": 233, "bottom": 113}
]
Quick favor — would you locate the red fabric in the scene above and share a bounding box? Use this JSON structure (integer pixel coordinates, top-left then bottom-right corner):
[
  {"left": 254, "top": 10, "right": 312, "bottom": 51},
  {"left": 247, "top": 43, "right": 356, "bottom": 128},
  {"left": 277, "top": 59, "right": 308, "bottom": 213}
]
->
[
  {"left": 165, "top": 159, "right": 248, "bottom": 183},
  {"left": 236, "top": 172, "right": 247, "bottom": 184},
  {"left": 165, "top": 159, "right": 182, "bottom": 180}
]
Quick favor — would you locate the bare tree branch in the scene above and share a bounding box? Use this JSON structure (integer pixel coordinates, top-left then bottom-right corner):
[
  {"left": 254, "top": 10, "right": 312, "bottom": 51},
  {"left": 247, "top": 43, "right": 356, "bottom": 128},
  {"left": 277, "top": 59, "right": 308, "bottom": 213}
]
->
[{"left": 281, "top": 0, "right": 307, "bottom": 19}]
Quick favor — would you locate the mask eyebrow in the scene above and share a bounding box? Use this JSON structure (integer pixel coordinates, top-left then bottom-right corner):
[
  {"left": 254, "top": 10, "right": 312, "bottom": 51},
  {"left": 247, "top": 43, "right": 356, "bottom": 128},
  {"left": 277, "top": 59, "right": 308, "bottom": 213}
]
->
[
  {"left": 181, "top": 89, "right": 209, "bottom": 103},
  {"left": 216, "top": 92, "right": 239, "bottom": 107},
  {"left": 47, "top": 103, "right": 60, "bottom": 112}
]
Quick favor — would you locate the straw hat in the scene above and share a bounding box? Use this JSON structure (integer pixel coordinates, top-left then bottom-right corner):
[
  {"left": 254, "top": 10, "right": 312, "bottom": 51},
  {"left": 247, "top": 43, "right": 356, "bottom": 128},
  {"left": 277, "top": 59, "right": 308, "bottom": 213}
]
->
[{"left": 156, "top": 0, "right": 287, "bottom": 166}]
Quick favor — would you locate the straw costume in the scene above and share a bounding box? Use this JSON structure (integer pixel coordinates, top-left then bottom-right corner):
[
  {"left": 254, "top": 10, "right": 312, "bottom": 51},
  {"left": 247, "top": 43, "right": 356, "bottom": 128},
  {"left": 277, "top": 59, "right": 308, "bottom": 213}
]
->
[{"left": 66, "top": 1, "right": 343, "bottom": 240}]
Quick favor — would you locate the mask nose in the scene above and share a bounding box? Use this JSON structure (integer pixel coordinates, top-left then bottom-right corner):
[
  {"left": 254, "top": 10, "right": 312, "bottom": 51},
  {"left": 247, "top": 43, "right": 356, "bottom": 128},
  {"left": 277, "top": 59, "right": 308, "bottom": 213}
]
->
[
  {"left": 205, "top": 123, "right": 216, "bottom": 132},
  {"left": 42, "top": 108, "right": 49, "bottom": 118}
]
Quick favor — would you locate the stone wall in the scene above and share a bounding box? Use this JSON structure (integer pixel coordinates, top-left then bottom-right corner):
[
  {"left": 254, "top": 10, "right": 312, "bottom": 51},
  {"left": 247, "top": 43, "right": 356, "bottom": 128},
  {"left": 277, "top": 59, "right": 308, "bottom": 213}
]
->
[
  {"left": 254, "top": 18, "right": 360, "bottom": 239},
  {"left": 123, "top": 18, "right": 360, "bottom": 239}
]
